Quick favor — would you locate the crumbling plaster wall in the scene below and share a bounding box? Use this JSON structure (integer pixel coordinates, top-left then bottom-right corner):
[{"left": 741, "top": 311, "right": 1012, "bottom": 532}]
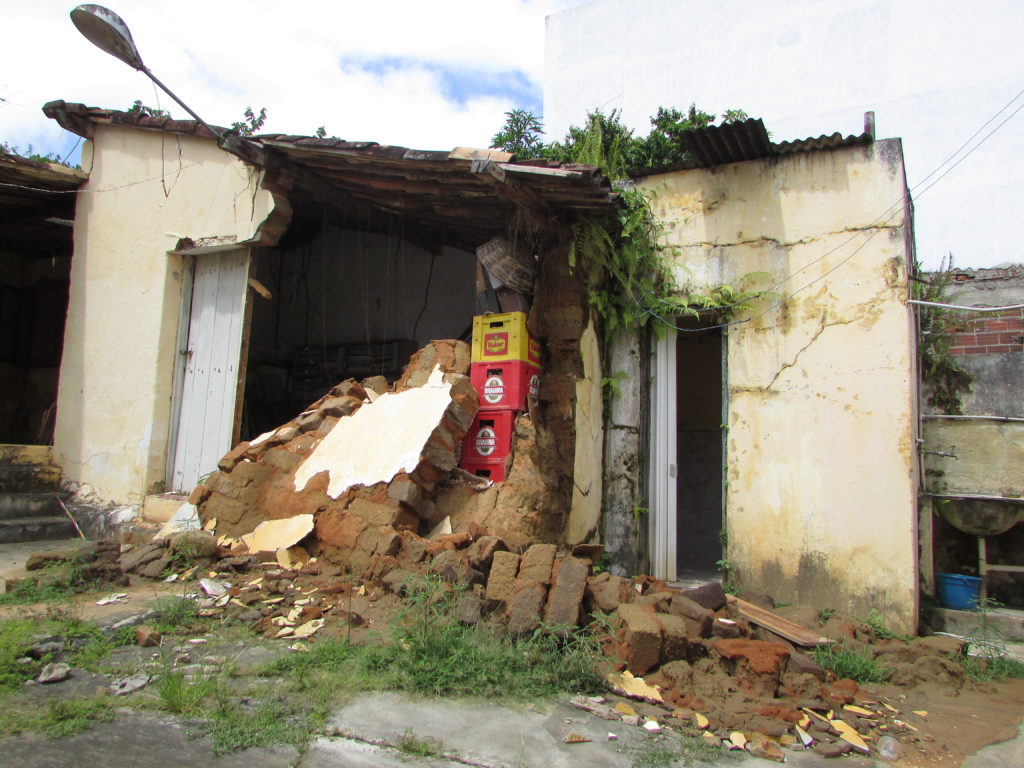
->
[
  {"left": 640, "top": 140, "right": 919, "bottom": 633},
  {"left": 54, "top": 125, "right": 279, "bottom": 504}
]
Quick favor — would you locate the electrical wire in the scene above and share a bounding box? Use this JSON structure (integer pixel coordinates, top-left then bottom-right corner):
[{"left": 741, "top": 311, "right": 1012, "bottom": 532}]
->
[{"left": 644, "top": 86, "right": 1024, "bottom": 334}]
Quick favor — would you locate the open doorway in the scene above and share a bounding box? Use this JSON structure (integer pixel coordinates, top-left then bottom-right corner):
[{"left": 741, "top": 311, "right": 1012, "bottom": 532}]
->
[
  {"left": 675, "top": 328, "right": 725, "bottom": 576},
  {"left": 240, "top": 204, "right": 477, "bottom": 440}
]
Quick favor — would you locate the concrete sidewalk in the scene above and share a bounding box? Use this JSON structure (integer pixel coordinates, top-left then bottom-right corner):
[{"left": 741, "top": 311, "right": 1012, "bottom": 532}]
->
[{"left": 3, "top": 691, "right": 1022, "bottom": 767}]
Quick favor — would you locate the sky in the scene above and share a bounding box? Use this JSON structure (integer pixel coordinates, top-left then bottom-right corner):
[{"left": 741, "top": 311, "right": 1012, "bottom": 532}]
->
[{"left": 1, "top": 0, "right": 583, "bottom": 163}]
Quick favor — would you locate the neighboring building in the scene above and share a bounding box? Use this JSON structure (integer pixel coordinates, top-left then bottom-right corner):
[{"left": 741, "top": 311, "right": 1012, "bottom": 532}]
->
[
  {"left": 616, "top": 122, "right": 919, "bottom": 633},
  {"left": 544, "top": 0, "right": 1024, "bottom": 270},
  {"left": 920, "top": 265, "right": 1024, "bottom": 608}
]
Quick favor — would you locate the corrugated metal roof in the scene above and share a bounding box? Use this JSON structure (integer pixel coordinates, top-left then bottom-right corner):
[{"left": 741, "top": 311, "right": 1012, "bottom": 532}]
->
[
  {"left": 650, "top": 118, "right": 874, "bottom": 173},
  {"left": 773, "top": 131, "right": 873, "bottom": 156},
  {"left": 679, "top": 118, "right": 774, "bottom": 167}
]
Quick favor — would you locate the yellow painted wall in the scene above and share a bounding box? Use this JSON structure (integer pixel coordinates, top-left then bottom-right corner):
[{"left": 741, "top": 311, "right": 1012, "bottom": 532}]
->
[
  {"left": 640, "top": 140, "right": 919, "bottom": 633},
  {"left": 55, "top": 125, "right": 278, "bottom": 504}
]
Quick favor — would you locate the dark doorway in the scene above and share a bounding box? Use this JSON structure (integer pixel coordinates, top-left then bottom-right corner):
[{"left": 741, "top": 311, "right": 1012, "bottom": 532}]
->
[{"left": 675, "top": 328, "right": 724, "bottom": 574}]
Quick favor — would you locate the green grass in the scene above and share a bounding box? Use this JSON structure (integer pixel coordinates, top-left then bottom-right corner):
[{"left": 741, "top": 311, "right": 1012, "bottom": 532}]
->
[
  {"left": 263, "top": 576, "right": 605, "bottom": 700},
  {"left": 862, "top": 609, "right": 911, "bottom": 641},
  {"left": 395, "top": 728, "right": 445, "bottom": 759},
  {"left": 628, "top": 733, "right": 728, "bottom": 768},
  {"left": 154, "top": 668, "right": 220, "bottom": 715},
  {"left": 0, "top": 618, "right": 45, "bottom": 689},
  {"left": 0, "top": 559, "right": 97, "bottom": 605},
  {"left": 151, "top": 595, "right": 201, "bottom": 634},
  {"left": 205, "top": 698, "right": 324, "bottom": 756},
  {"left": 812, "top": 644, "right": 890, "bottom": 684},
  {"left": 0, "top": 695, "right": 114, "bottom": 738}
]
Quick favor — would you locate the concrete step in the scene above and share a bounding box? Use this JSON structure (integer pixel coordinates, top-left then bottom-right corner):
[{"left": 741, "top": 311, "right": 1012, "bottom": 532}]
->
[
  {"left": 0, "top": 515, "right": 77, "bottom": 544},
  {"left": 933, "top": 606, "right": 1024, "bottom": 642},
  {"left": 0, "top": 444, "right": 53, "bottom": 466},
  {"left": 0, "top": 464, "right": 62, "bottom": 493},
  {"left": 0, "top": 492, "right": 70, "bottom": 520}
]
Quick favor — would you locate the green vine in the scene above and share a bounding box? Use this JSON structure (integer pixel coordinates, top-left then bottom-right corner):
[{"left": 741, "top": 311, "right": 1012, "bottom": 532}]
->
[
  {"left": 492, "top": 107, "right": 766, "bottom": 334},
  {"left": 913, "top": 254, "right": 973, "bottom": 414}
]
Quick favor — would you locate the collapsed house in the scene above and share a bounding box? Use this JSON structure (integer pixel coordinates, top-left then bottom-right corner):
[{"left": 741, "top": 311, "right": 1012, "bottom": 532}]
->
[{"left": 10, "top": 102, "right": 920, "bottom": 632}]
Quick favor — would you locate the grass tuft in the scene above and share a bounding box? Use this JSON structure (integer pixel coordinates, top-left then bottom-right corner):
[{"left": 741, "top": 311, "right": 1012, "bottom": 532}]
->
[
  {"left": 151, "top": 595, "right": 201, "bottom": 634},
  {"left": 154, "top": 668, "right": 219, "bottom": 715},
  {"left": 0, "top": 559, "right": 97, "bottom": 606},
  {"left": 395, "top": 728, "right": 445, "bottom": 759},
  {"left": 205, "top": 699, "right": 323, "bottom": 755},
  {"left": 628, "top": 733, "right": 728, "bottom": 768},
  {"left": 812, "top": 644, "right": 890, "bottom": 684},
  {"left": 0, "top": 695, "right": 115, "bottom": 738}
]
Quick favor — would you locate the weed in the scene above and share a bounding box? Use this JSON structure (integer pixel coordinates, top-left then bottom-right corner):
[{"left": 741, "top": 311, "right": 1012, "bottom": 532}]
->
[
  {"left": 628, "top": 733, "right": 727, "bottom": 767},
  {"left": 395, "top": 728, "right": 445, "bottom": 759},
  {"left": 817, "top": 608, "right": 835, "bottom": 624},
  {"left": 261, "top": 577, "right": 605, "bottom": 700},
  {"left": 0, "top": 618, "right": 45, "bottom": 689},
  {"left": 154, "top": 668, "right": 219, "bottom": 715},
  {"left": 0, "top": 695, "right": 114, "bottom": 737},
  {"left": 151, "top": 595, "right": 201, "bottom": 634},
  {"left": 961, "top": 597, "right": 1024, "bottom": 682},
  {"left": 205, "top": 698, "right": 323, "bottom": 755},
  {"left": 0, "top": 558, "right": 96, "bottom": 605},
  {"left": 862, "top": 609, "right": 911, "bottom": 641},
  {"left": 812, "top": 644, "right": 890, "bottom": 684}
]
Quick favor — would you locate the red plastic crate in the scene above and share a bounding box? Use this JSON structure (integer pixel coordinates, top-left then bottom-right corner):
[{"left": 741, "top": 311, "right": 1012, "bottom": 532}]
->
[
  {"left": 460, "top": 409, "right": 516, "bottom": 464},
  {"left": 470, "top": 360, "right": 540, "bottom": 411},
  {"left": 459, "top": 458, "right": 506, "bottom": 483}
]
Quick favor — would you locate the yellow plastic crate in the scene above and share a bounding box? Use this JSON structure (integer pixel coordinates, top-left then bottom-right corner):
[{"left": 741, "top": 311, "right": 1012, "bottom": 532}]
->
[{"left": 471, "top": 312, "right": 541, "bottom": 366}]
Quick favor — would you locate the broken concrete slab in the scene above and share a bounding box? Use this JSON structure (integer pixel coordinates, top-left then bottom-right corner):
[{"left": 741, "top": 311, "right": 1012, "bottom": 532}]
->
[{"left": 326, "top": 692, "right": 641, "bottom": 768}]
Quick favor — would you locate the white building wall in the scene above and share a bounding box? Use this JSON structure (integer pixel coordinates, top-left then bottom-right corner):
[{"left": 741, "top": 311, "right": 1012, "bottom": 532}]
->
[{"left": 545, "top": 0, "right": 1024, "bottom": 270}]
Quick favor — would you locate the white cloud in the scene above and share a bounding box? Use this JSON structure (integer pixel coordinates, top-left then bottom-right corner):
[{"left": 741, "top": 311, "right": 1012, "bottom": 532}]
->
[{"left": 0, "top": 0, "right": 585, "bottom": 159}]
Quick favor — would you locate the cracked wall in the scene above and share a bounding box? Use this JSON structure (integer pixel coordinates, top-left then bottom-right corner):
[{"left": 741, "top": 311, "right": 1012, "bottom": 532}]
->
[
  {"left": 640, "top": 140, "right": 919, "bottom": 633},
  {"left": 55, "top": 125, "right": 280, "bottom": 504}
]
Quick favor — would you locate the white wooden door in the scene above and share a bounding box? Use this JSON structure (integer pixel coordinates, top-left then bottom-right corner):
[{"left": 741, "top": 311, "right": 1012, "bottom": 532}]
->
[{"left": 169, "top": 249, "right": 250, "bottom": 492}]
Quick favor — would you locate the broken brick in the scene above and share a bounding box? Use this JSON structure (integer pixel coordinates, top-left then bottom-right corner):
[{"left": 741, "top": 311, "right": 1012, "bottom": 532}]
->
[
  {"left": 616, "top": 603, "right": 663, "bottom": 676},
  {"left": 428, "top": 550, "right": 471, "bottom": 584},
  {"left": 135, "top": 626, "right": 162, "bottom": 647},
  {"left": 507, "top": 580, "right": 547, "bottom": 635},
  {"left": 679, "top": 582, "right": 727, "bottom": 611},
  {"left": 320, "top": 395, "right": 363, "bottom": 418},
  {"left": 218, "top": 441, "right": 250, "bottom": 472},
  {"left": 518, "top": 543, "right": 556, "bottom": 584},
  {"left": 485, "top": 551, "right": 521, "bottom": 602},
  {"left": 544, "top": 557, "right": 589, "bottom": 628},
  {"left": 654, "top": 613, "right": 690, "bottom": 663},
  {"left": 315, "top": 510, "right": 366, "bottom": 550},
  {"left": 466, "top": 535, "right": 507, "bottom": 571},
  {"left": 347, "top": 498, "right": 416, "bottom": 529},
  {"left": 586, "top": 572, "right": 629, "bottom": 613},
  {"left": 667, "top": 594, "right": 713, "bottom": 638}
]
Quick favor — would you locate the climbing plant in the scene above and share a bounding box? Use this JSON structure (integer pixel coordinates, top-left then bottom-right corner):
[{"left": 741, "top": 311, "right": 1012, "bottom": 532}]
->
[
  {"left": 518, "top": 108, "right": 764, "bottom": 334},
  {"left": 913, "top": 254, "right": 973, "bottom": 414}
]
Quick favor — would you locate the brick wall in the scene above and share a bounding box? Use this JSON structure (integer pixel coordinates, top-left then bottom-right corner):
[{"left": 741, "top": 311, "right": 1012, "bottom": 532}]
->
[{"left": 948, "top": 309, "right": 1024, "bottom": 355}]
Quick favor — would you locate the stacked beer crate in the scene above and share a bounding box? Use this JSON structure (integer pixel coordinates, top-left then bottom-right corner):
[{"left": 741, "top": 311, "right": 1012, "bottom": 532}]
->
[{"left": 459, "top": 312, "right": 541, "bottom": 482}]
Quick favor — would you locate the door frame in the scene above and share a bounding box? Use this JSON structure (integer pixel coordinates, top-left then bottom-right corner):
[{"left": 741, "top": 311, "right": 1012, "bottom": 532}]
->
[
  {"left": 648, "top": 328, "right": 678, "bottom": 581},
  {"left": 648, "top": 325, "right": 729, "bottom": 582},
  {"left": 166, "top": 248, "right": 252, "bottom": 492}
]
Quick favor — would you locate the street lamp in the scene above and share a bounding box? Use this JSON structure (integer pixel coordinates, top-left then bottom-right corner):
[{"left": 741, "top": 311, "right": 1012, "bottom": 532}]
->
[{"left": 70, "top": 4, "right": 262, "bottom": 164}]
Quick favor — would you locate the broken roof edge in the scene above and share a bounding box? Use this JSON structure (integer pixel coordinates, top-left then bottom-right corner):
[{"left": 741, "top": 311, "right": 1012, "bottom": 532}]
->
[
  {"left": 42, "top": 100, "right": 599, "bottom": 176},
  {"left": 0, "top": 147, "right": 88, "bottom": 188}
]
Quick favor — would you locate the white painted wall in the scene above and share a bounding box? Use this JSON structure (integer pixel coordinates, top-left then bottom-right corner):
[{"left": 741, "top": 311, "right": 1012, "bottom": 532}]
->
[
  {"left": 55, "top": 125, "right": 278, "bottom": 504},
  {"left": 545, "top": 0, "right": 1024, "bottom": 270}
]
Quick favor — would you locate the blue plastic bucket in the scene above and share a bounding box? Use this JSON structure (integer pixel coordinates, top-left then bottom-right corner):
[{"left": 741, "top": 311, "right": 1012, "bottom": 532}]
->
[{"left": 935, "top": 573, "right": 982, "bottom": 610}]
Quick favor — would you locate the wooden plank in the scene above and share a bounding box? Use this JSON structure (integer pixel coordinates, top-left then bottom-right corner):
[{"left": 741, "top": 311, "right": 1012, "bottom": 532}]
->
[{"left": 726, "top": 596, "right": 834, "bottom": 646}]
